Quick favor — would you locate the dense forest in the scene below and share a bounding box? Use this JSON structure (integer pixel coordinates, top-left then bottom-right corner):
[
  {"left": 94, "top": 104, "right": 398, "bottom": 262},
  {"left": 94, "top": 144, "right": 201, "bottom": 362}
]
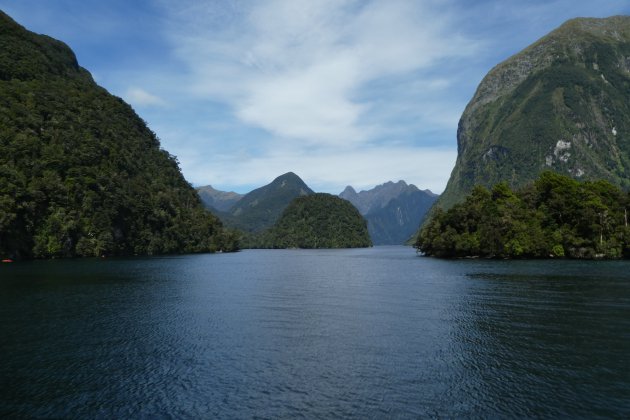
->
[
  {"left": 244, "top": 193, "right": 372, "bottom": 249},
  {"left": 416, "top": 172, "right": 630, "bottom": 259},
  {"left": 0, "top": 11, "right": 238, "bottom": 259}
]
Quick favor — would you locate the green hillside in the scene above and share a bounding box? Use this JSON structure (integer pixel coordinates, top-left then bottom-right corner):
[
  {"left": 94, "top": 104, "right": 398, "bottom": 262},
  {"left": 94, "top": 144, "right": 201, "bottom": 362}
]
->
[
  {"left": 222, "top": 172, "right": 314, "bottom": 232},
  {"left": 0, "top": 11, "right": 237, "bottom": 259},
  {"left": 251, "top": 193, "right": 372, "bottom": 249},
  {"left": 440, "top": 16, "right": 630, "bottom": 209}
]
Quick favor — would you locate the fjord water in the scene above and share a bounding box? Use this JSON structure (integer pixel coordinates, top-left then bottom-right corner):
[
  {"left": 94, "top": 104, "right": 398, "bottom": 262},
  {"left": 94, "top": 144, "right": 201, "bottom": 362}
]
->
[{"left": 1, "top": 247, "right": 629, "bottom": 418}]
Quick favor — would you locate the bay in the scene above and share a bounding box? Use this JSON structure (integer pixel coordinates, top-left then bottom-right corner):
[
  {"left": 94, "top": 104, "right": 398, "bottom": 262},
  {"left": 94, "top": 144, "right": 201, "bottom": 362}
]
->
[{"left": 1, "top": 246, "right": 629, "bottom": 418}]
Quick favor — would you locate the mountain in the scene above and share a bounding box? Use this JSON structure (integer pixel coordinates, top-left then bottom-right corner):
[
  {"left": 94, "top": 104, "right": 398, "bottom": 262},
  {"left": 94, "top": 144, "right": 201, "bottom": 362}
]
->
[
  {"left": 439, "top": 16, "right": 630, "bottom": 209},
  {"left": 365, "top": 187, "right": 438, "bottom": 245},
  {"left": 0, "top": 11, "right": 237, "bottom": 259},
  {"left": 222, "top": 172, "right": 314, "bottom": 232},
  {"left": 254, "top": 193, "right": 372, "bottom": 249},
  {"left": 340, "top": 181, "right": 434, "bottom": 215},
  {"left": 340, "top": 181, "right": 438, "bottom": 245},
  {"left": 196, "top": 185, "right": 243, "bottom": 212}
]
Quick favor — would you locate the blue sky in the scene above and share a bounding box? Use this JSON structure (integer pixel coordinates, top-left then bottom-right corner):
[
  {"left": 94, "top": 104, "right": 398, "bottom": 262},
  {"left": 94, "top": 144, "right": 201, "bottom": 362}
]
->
[{"left": 2, "top": 1, "right": 629, "bottom": 194}]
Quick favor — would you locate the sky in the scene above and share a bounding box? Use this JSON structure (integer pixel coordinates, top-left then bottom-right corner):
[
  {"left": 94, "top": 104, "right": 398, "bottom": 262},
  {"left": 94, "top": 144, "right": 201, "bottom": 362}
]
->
[{"left": 1, "top": 1, "right": 629, "bottom": 194}]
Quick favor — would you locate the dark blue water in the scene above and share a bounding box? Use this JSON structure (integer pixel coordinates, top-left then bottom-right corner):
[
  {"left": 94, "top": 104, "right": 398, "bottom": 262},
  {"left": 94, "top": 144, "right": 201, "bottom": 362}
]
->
[{"left": 1, "top": 247, "right": 629, "bottom": 418}]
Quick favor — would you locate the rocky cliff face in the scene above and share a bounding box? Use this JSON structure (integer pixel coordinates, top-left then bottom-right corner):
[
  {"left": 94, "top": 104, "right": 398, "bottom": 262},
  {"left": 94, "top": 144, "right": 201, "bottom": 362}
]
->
[{"left": 440, "top": 16, "right": 630, "bottom": 209}]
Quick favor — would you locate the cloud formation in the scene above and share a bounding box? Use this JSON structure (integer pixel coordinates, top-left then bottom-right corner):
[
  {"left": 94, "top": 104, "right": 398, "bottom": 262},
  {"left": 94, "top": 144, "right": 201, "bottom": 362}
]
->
[
  {"left": 162, "top": 0, "right": 475, "bottom": 147},
  {"left": 179, "top": 143, "right": 457, "bottom": 195},
  {"left": 5, "top": 0, "right": 629, "bottom": 193},
  {"left": 125, "top": 87, "right": 167, "bottom": 108}
]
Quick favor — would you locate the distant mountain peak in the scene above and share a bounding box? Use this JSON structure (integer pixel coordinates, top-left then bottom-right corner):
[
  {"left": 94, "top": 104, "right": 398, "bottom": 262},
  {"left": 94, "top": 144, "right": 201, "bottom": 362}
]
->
[
  {"left": 220, "top": 172, "right": 314, "bottom": 232},
  {"left": 341, "top": 186, "right": 357, "bottom": 196},
  {"left": 196, "top": 185, "right": 243, "bottom": 213},
  {"left": 339, "top": 180, "right": 439, "bottom": 244},
  {"left": 275, "top": 171, "right": 300, "bottom": 181},
  {"left": 340, "top": 180, "right": 417, "bottom": 215}
]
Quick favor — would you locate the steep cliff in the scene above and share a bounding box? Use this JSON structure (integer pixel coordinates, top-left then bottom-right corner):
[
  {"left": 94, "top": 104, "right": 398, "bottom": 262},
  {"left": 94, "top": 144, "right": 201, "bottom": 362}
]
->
[{"left": 440, "top": 16, "right": 630, "bottom": 209}]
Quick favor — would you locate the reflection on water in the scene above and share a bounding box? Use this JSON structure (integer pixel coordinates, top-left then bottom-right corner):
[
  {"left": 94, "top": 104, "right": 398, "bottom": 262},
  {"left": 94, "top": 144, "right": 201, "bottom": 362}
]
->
[{"left": 1, "top": 249, "right": 629, "bottom": 417}]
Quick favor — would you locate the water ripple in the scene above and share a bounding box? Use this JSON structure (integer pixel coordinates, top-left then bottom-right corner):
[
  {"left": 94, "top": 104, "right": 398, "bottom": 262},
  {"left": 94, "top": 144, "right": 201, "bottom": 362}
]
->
[{"left": 1, "top": 249, "right": 629, "bottom": 418}]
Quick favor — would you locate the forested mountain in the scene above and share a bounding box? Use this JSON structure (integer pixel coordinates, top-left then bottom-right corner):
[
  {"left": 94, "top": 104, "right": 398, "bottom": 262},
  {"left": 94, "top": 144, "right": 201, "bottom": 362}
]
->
[
  {"left": 249, "top": 193, "right": 372, "bottom": 249},
  {"left": 0, "top": 11, "right": 237, "bottom": 259},
  {"left": 440, "top": 16, "right": 630, "bottom": 209},
  {"left": 340, "top": 181, "right": 437, "bottom": 244},
  {"left": 196, "top": 185, "right": 243, "bottom": 212},
  {"left": 417, "top": 172, "right": 630, "bottom": 259},
  {"left": 221, "top": 172, "right": 314, "bottom": 232}
]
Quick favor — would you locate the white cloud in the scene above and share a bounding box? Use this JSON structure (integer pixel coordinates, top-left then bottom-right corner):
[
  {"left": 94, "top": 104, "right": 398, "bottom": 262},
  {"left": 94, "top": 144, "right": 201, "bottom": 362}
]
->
[
  {"left": 6, "top": 0, "right": 630, "bottom": 196},
  {"left": 181, "top": 143, "right": 457, "bottom": 195},
  {"left": 236, "top": 59, "right": 368, "bottom": 145},
  {"left": 161, "top": 0, "right": 476, "bottom": 146},
  {"left": 144, "top": 0, "right": 630, "bottom": 194},
  {"left": 125, "top": 87, "right": 167, "bottom": 107}
]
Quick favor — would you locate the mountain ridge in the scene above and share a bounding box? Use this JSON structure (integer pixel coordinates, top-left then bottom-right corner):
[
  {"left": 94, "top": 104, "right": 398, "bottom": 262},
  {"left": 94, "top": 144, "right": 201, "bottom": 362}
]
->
[
  {"left": 439, "top": 15, "right": 630, "bottom": 209},
  {"left": 0, "top": 10, "right": 237, "bottom": 258},
  {"left": 220, "top": 172, "right": 314, "bottom": 232},
  {"left": 340, "top": 180, "right": 438, "bottom": 244},
  {"left": 340, "top": 180, "right": 433, "bottom": 215},
  {"left": 196, "top": 185, "right": 243, "bottom": 212}
]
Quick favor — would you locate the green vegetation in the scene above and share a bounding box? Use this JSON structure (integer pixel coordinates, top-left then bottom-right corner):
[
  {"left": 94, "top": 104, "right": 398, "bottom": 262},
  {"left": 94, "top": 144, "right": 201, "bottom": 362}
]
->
[
  {"left": 416, "top": 172, "right": 630, "bottom": 259},
  {"left": 221, "top": 172, "right": 314, "bottom": 232},
  {"left": 440, "top": 16, "right": 630, "bottom": 210},
  {"left": 245, "top": 193, "right": 372, "bottom": 249},
  {"left": 0, "top": 11, "right": 238, "bottom": 259}
]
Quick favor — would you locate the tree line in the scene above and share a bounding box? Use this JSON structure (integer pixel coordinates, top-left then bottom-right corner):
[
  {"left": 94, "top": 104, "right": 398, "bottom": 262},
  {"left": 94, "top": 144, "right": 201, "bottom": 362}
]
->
[{"left": 416, "top": 172, "right": 630, "bottom": 259}]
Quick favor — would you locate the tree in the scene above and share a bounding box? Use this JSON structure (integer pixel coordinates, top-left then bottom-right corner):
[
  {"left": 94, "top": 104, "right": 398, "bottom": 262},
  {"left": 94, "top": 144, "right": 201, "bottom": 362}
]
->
[{"left": 416, "top": 172, "right": 630, "bottom": 259}]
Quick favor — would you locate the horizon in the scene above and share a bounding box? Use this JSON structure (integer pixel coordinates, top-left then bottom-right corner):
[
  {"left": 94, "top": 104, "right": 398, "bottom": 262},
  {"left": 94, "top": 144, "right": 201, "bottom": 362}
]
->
[{"left": 1, "top": 1, "right": 629, "bottom": 194}]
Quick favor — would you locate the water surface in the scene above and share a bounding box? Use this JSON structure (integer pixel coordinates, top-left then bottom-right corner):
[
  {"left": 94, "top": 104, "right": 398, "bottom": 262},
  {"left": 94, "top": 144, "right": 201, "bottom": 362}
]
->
[{"left": 1, "top": 247, "right": 629, "bottom": 418}]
